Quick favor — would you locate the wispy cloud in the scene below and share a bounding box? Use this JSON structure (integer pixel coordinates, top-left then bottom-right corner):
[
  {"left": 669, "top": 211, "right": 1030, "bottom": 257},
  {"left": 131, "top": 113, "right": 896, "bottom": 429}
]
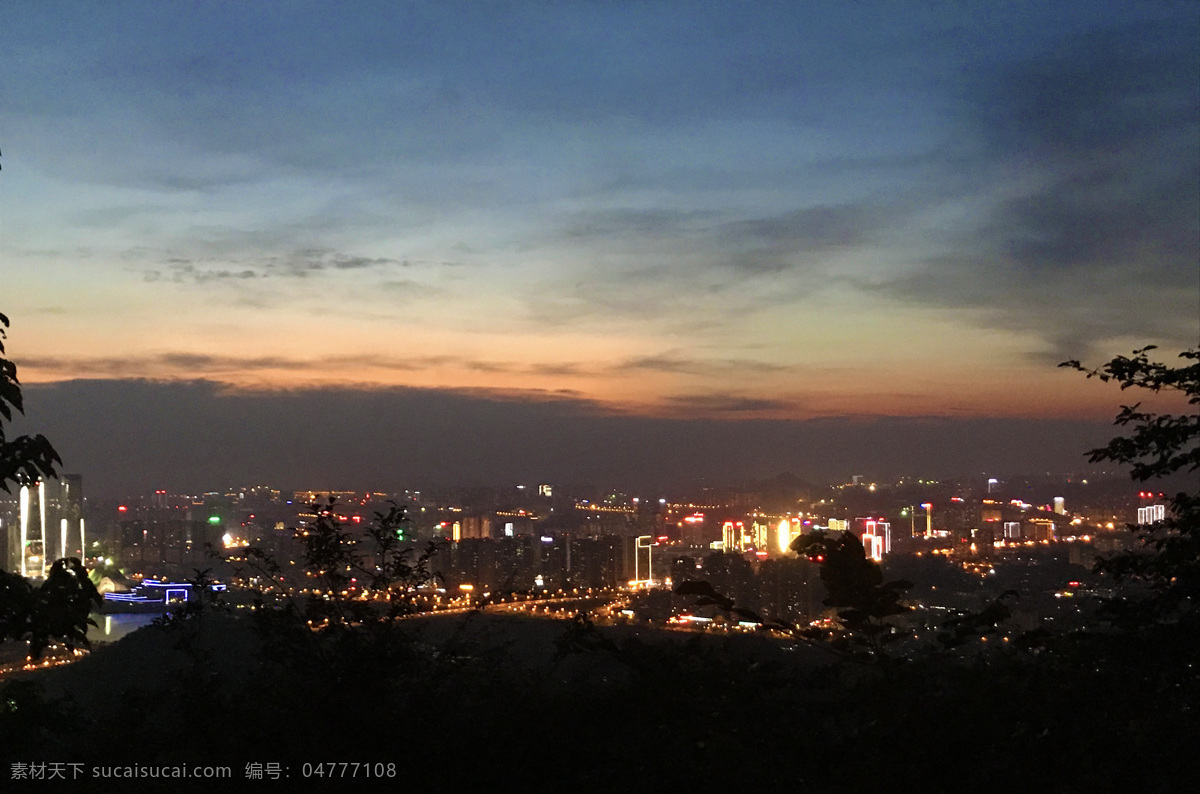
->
[
  {"left": 617, "top": 353, "right": 791, "bottom": 376},
  {"left": 144, "top": 266, "right": 258, "bottom": 283},
  {"left": 713, "top": 204, "right": 891, "bottom": 273},
  {"left": 136, "top": 247, "right": 468, "bottom": 286},
  {"left": 887, "top": 18, "right": 1200, "bottom": 360},
  {"left": 659, "top": 393, "right": 798, "bottom": 415},
  {"left": 24, "top": 353, "right": 449, "bottom": 378},
  {"left": 23, "top": 352, "right": 609, "bottom": 383}
]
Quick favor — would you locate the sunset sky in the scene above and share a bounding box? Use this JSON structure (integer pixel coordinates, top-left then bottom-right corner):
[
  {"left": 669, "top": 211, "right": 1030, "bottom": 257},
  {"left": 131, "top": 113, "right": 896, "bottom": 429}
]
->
[{"left": 2, "top": 2, "right": 1197, "bottom": 494}]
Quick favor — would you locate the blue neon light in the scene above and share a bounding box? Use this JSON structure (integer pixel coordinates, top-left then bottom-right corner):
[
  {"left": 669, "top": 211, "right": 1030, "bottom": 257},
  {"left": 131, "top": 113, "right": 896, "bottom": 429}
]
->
[{"left": 102, "top": 580, "right": 225, "bottom": 605}]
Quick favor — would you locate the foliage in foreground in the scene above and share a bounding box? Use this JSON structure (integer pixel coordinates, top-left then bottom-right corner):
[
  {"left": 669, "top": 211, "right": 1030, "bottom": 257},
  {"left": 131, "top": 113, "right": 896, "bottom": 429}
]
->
[
  {"left": 0, "top": 311, "right": 99, "bottom": 660},
  {"left": 0, "top": 311, "right": 60, "bottom": 491},
  {"left": 789, "top": 529, "right": 912, "bottom": 654},
  {"left": 0, "top": 559, "right": 101, "bottom": 659},
  {"left": 3, "top": 606, "right": 1197, "bottom": 789},
  {"left": 1062, "top": 347, "right": 1200, "bottom": 624}
]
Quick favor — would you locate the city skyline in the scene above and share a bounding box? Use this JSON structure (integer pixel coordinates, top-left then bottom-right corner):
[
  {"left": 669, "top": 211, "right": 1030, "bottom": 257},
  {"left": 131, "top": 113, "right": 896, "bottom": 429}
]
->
[{"left": 2, "top": 2, "right": 1197, "bottom": 495}]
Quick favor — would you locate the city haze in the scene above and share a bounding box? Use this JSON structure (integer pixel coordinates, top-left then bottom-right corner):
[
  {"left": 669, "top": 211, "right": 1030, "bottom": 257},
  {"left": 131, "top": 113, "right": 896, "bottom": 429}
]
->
[{"left": 19, "top": 377, "right": 1129, "bottom": 498}]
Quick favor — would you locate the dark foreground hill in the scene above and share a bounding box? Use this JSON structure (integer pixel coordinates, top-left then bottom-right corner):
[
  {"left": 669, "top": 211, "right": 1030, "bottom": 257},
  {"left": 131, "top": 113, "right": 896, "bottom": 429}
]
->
[{"left": 3, "top": 611, "right": 1198, "bottom": 792}]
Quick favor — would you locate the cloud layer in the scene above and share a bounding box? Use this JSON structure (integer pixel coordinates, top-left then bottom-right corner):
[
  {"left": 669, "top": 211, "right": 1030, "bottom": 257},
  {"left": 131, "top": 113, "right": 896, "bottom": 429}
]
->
[
  {"left": 2, "top": 1, "right": 1196, "bottom": 428},
  {"left": 20, "top": 379, "right": 1119, "bottom": 498}
]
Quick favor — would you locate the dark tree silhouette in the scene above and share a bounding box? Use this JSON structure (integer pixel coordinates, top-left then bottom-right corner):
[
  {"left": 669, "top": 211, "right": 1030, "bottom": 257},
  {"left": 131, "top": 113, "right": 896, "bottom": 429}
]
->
[
  {"left": 239, "top": 498, "right": 441, "bottom": 630},
  {"left": 0, "top": 558, "right": 101, "bottom": 659},
  {"left": 1062, "top": 347, "right": 1200, "bottom": 623},
  {"left": 790, "top": 529, "right": 912, "bottom": 655},
  {"left": 0, "top": 312, "right": 60, "bottom": 490},
  {"left": 0, "top": 311, "right": 100, "bottom": 659}
]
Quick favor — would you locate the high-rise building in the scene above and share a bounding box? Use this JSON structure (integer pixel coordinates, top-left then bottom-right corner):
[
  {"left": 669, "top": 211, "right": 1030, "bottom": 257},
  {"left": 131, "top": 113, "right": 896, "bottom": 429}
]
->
[
  {"left": 1138, "top": 504, "right": 1165, "bottom": 525},
  {"left": 853, "top": 517, "right": 891, "bottom": 561},
  {"left": 4, "top": 475, "right": 84, "bottom": 575}
]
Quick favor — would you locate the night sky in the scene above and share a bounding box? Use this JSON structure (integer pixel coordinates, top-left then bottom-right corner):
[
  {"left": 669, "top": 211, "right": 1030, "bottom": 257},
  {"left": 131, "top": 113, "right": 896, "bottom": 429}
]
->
[{"left": 2, "top": 2, "right": 1197, "bottom": 496}]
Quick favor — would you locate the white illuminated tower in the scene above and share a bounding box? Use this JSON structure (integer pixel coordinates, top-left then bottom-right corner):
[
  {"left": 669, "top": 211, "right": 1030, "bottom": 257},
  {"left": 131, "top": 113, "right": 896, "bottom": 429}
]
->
[
  {"left": 10, "top": 476, "right": 86, "bottom": 573},
  {"left": 635, "top": 535, "right": 653, "bottom": 586},
  {"left": 19, "top": 484, "right": 29, "bottom": 576},
  {"left": 1138, "top": 504, "right": 1166, "bottom": 525},
  {"left": 776, "top": 519, "right": 793, "bottom": 555},
  {"left": 860, "top": 519, "right": 891, "bottom": 562},
  {"left": 38, "top": 479, "right": 47, "bottom": 576},
  {"left": 58, "top": 475, "right": 84, "bottom": 557}
]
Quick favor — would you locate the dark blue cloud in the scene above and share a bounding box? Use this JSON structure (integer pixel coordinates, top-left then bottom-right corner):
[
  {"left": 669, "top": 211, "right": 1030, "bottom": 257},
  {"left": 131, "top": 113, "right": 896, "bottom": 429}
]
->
[
  {"left": 18, "top": 379, "right": 1115, "bottom": 498},
  {"left": 887, "top": 13, "right": 1200, "bottom": 359}
]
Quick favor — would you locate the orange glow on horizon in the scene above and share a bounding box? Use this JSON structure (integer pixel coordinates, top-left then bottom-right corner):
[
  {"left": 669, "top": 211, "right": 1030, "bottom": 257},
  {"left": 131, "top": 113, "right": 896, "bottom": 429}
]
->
[{"left": 18, "top": 351, "right": 1185, "bottom": 421}]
